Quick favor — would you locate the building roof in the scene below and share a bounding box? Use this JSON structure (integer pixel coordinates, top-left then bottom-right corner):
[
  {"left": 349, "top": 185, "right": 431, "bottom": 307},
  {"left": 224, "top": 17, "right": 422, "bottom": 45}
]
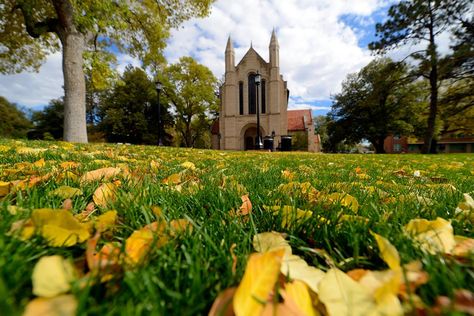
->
[{"left": 287, "top": 109, "right": 313, "bottom": 131}]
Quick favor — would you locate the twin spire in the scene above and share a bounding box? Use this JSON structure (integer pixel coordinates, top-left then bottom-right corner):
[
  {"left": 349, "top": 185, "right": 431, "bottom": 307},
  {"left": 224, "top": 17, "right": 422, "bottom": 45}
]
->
[
  {"left": 225, "top": 28, "right": 279, "bottom": 53},
  {"left": 225, "top": 29, "right": 279, "bottom": 72}
]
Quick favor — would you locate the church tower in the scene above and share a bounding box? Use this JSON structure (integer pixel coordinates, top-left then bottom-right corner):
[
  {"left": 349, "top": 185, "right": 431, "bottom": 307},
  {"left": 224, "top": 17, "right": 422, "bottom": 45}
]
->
[{"left": 217, "top": 31, "right": 289, "bottom": 151}]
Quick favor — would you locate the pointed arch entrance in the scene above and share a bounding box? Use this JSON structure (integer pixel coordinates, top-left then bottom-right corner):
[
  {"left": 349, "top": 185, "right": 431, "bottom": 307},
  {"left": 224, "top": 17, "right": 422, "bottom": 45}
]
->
[{"left": 240, "top": 123, "right": 266, "bottom": 150}]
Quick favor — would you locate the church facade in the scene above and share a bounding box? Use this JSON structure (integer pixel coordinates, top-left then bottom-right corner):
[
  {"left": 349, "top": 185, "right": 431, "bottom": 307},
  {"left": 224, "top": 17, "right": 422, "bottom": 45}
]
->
[{"left": 212, "top": 31, "right": 320, "bottom": 152}]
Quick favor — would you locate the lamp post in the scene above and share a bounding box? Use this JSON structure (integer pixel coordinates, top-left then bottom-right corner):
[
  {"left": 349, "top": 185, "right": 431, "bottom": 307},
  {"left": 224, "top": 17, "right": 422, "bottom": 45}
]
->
[
  {"left": 255, "top": 72, "right": 263, "bottom": 149},
  {"left": 155, "top": 80, "right": 163, "bottom": 146}
]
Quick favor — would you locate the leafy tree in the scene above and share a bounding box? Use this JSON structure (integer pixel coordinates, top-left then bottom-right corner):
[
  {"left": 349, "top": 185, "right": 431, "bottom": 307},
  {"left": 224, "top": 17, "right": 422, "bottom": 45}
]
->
[
  {"left": 369, "top": 0, "right": 472, "bottom": 153},
  {"left": 0, "top": 96, "right": 31, "bottom": 138},
  {"left": 30, "top": 98, "right": 64, "bottom": 140},
  {"left": 160, "top": 57, "right": 218, "bottom": 148},
  {"left": 99, "top": 66, "right": 172, "bottom": 145},
  {"left": 313, "top": 115, "right": 331, "bottom": 151},
  {"left": 0, "top": 0, "right": 215, "bottom": 143},
  {"left": 328, "top": 58, "right": 423, "bottom": 153}
]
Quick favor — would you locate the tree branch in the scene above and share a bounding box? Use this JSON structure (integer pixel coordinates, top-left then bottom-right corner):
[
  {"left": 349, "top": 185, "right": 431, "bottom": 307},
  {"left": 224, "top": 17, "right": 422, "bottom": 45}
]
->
[{"left": 14, "top": 2, "right": 59, "bottom": 38}]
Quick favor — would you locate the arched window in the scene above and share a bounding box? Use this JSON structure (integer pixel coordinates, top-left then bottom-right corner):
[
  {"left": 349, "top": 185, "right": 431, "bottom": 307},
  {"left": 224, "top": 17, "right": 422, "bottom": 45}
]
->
[
  {"left": 248, "top": 74, "right": 256, "bottom": 114},
  {"left": 239, "top": 81, "right": 244, "bottom": 115},
  {"left": 261, "top": 79, "right": 266, "bottom": 114}
]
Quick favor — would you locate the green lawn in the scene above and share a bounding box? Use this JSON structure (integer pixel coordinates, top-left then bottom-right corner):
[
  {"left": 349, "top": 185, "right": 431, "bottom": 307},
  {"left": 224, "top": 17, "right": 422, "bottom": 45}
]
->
[{"left": 0, "top": 139, "right": 473, "bottom": 315}]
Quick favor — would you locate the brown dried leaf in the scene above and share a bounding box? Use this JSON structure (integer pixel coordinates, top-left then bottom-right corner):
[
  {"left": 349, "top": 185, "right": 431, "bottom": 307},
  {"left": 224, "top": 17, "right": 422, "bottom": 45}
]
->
[
  {"left": 209, "top": 287, "right": 236, "bottom": 316},
  {"left": 80, "top": 167, "right": 121, "bottom": 183}
]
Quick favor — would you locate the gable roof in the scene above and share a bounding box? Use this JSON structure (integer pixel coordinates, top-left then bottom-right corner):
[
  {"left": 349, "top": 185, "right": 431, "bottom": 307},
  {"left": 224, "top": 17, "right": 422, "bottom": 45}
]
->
[
  {"left": 236, "top": 47, "right": 268, "bottom": 69},
  {"left": 287, "top": 109, "right": 313, "bottom": 131}
]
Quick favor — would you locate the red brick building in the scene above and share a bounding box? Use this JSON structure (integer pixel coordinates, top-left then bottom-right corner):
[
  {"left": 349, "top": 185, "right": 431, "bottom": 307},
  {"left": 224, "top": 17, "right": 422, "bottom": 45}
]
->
[{"left": 384, "top": 134, "right": 474, "bottom": 153}]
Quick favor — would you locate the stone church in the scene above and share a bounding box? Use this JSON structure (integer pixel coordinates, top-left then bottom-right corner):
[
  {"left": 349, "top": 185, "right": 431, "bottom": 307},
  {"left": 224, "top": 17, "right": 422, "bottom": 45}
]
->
[{"left": 211, "top": 31, "right": 320, "bottom": 152}]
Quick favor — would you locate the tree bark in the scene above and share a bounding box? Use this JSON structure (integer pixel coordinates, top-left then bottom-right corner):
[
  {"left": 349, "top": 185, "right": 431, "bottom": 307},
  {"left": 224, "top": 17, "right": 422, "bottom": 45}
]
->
[
  {"left": 62, "top": 32, "right": 88, "bottom": 143},
  {"left": 373, "top": 137, "right": 386, "bottom": 154},
  {"left": 422, "top": 4, "right": 438, "bottom": 154}
]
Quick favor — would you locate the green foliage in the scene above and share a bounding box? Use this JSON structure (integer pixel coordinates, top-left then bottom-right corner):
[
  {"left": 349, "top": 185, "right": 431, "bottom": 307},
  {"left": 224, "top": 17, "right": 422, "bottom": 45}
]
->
[
  {"left": 160, "top": 57, "right": 218, "bottom": 148},
  {"left": 313, "top": 115, "right": 330, "bottom": 151},
  {"left": 0, "top": 140, "right": 473, "bottom": 314},
  {"left": 99, "top": 66, "right": 172, "bottom": 145},
  {"left": 369, "top": 0, "right": 472, "bottom": 153},
  {"left": 290, "top": 131, "right": 308, "bottom": 151},
  {"left": 31, "top": 98, "right": 64, "bottom": 140},
  {"left": 0, "top": 0, "right": 215, "bottom": 74},
  {"left": 0, "top": 96, "right": 31, "bottom": 138},
  {"left": 328, "top": 58, "right": 424, "bottom": 153}
]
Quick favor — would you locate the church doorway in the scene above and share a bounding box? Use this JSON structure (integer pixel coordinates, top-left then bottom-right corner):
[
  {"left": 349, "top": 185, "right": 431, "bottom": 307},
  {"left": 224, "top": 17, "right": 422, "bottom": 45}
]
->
[{"left": 242, "top": 125, "right": 265, "bottom": 150}]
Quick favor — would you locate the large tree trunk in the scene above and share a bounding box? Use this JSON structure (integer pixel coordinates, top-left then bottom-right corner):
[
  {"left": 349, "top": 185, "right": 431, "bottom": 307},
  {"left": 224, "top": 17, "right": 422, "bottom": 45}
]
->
[
  {"left": 422, "top": 4, "right": 438, "bottom": 154},
  {"left": 373, "top": 136, "right": 386, "bottom": 154},
  {"left": 62, "top": 32, "right": 88, "bottom": 143}
]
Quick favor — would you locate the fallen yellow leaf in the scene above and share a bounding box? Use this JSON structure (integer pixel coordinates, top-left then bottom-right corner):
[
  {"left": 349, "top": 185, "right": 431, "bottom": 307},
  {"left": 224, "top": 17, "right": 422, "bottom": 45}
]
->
[
  {"left": 281, "top": 280, "right": 317, "bottom": 316},
  {"left": 253, "top": 232, "right": 292, "bottom": 257},
  {"left": 95, "top": 210, "right": 118, "bottom": 232},
  {"left": 233, "top": 250, "right": 285, "bottom": 316},
  {"left": 31, "top": 209, "right": 90, "bottom": 247},
  {"left": 181, "top": 161, "right": 196, "bottom": 170},
  {"left": 370, "top": 231, "right": 400, "bottom": 270},
  {"left": 23, "top": 295, "right": 77, "bottom": 316},
  {"left": 318, "top": 269, "right": 375, "bottom": 316},
  {"left": 327, "top": 193, "right": 359, "bottom": 213},
  {"left": 281, "top": 254, "right": 325, "bottom": 294},
  {"left": 80, "top": 167, "right": 121, "bottom": 183},
  {"left": 0, "top": 181, "right": 10, "bottom": 197},
  {"left": 404, "top": 217, "right": 456, "bottom": 254},
  {"left": 93, "top": 183, "right": 117, "bottom": 208},
  {"left": 32, "top": 256, "right": 76, "bottom": 298},
  {"left": 49, "top": 186, "right": 83, "bottom": 199},
  {"left": 209, "top": 287, "right": 236, "bottom": 316}
]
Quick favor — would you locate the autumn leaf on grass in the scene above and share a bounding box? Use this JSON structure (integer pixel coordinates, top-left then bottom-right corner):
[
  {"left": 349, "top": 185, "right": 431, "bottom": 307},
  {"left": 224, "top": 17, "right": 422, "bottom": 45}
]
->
[
  {"left": 263, "top": 205, "right": 313, "bottom": 228},
  {"left": 49, "top": 186, "right": 83, "bottom": 199},
  {"left": 233, "top": 250, "right": 285, "bottom": 316},
  {"left": 93, "top": 183, "right": 117, "bottom": 208},
  {"left": 230, "top": 195, "right": 252, "bottom": 218},
  {"left": 80, "top": 167, "right": 121, "bottom": 183},
  {"left": 162, "top": 173, "right": 181, "bottom": 185},
  {"left": 370, "top": 231, "right": 400, "bottom": 270},
  {"left": 281, "top": 254, "right": 325, "bottom": 294},
  {"left": 32, "top": 256, "right": 76, "bottom": 298},
  {"left": 253, "top": 232, "right": 292, "bottom": 257},
  {"left": 95, "top": 210, "right": 118, "bottom": 232},
  {"left": 59, "top": 161, "right": 80, "bottom": 170},
  {"left": 181, "top": 161, "right": 196, "bottom": 171},
  {"left": 318, "top": 269, "right": 375, "bottom": 316},
  {"left": 452, "top": 235, "right": 474, "bottom": 258},
  {"left": 282, "top": 169, "right": 295, "bottom": 181},
  {"left": 0, "top": 181, "right": 11, "bottom": 197},
  {"left": 23, "top": 295, "right": 77, "bottom": 316},
  {"left": 124, "top": 219, "right": 192, "bottom": 266},
  {"left": 125, "top": 226, "right": 166, "bottom": 265},
  {"left": 280, "top": 280, "right": 317, "bottom": 316},
  {"left": 434, "top": 289, "right": 474, "bottom": 315},
  {"left": 86, "top": 233, "right": 121, "bottom": 280},
  {"left": 404, "top": 217, "right": 456, "bottom": 254},
  {"left": 209, "top": 287, "right": 237, "bottom": 316},
  {"left": 30, "top": 209, "right": 90, "bottom": 247},
  {"left": 326, "top": 193, "right": 359, "bottom": 213},
  {"left": 455, "top": 193, "right": 474, "bottom": 224}
]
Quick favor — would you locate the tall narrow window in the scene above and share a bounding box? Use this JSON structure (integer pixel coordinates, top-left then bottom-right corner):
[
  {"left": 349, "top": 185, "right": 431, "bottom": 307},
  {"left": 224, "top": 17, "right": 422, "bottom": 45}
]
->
[
  {"left": 239, "top": 82, "right": 244, "bottom": 115},
  {"left": 248, "top": 74, "right": 256, "bottom": 114},
  {"left": 261, "top": 80, "right": 266, "bottom": 114}
]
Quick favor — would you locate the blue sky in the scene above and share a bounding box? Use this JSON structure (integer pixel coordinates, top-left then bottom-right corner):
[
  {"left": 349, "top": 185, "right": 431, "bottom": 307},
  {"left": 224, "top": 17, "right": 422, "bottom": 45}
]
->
[{"left": 0, "top": 0, "right": 398, "bottom": 117}]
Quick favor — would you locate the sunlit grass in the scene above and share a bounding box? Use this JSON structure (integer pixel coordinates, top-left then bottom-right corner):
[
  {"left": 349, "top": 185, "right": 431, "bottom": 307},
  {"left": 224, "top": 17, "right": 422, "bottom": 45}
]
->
[{"left": 0, "top": 138, "right": 473, "bottom": 315}]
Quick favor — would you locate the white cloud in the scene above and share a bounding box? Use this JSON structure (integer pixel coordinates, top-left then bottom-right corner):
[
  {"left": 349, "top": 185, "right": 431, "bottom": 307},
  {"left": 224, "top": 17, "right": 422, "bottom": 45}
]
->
[
  {"left": 0, "top": 0, "right": 457, "bottom": 109},
  {"left": 0, "top": 53, "right": 63, "bottom": 107},
  {"left": 164, "top": 0, "right": 388, "bottom": 101},
  {"left": 288, "top": 103, "right": 331, "bottom": 111}
]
